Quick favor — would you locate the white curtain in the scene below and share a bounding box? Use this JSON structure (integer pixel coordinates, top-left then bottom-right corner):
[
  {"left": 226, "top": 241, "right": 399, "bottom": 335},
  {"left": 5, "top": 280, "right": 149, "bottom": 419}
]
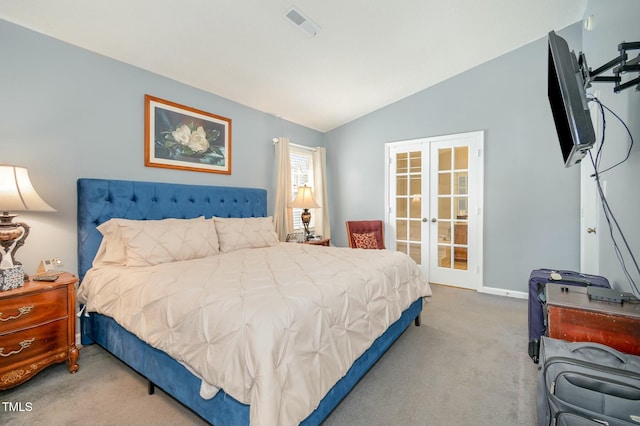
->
[
  {"left": 313, "top": 147, "right": 331, "bottom": 240},
  {"left": 273, "top": 137, "right": 293, "bottom": 241}
]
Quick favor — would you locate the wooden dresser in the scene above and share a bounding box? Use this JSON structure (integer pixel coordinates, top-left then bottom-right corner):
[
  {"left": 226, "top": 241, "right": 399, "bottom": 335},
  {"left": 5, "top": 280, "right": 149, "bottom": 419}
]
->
[
  {"left": 546, "top": 284, "right": 640, "bottom": 355},
  {"left": 0, "top": 272, "right": 79, "bottom": 390}
]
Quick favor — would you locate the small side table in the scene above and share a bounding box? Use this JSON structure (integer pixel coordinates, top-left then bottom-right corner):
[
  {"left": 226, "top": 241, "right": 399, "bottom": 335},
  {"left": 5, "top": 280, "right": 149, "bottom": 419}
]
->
[
  {"left": 0, "top": 272, "right": 79, "bottom": 390},
  {"left": 305, "top": 238, "right": 331, "bottom": 247},
  {"left": 546, "top": 284, "right": 640, "bottom": 355}
]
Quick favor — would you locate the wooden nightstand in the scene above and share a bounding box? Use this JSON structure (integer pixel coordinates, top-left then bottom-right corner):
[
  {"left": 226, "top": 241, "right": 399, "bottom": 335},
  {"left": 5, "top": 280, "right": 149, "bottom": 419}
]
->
[
  {"left": 305, "top": 238, "right": 331, "bottom": 246},
  {"left": 0, "top": 272, "right": 79, "bottom": 390}
]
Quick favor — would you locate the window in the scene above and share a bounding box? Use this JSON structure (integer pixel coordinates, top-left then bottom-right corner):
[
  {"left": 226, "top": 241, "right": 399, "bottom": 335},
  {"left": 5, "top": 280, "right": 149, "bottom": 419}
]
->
[{"left": 290, "top": 145, "right": 314, "bottom": 230}]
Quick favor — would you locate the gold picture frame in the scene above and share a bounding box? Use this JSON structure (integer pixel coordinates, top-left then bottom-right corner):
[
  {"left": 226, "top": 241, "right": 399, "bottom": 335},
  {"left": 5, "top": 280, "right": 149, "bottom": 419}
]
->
[{"left": 144, "top": 95, "right": 232, "bottom": 174}]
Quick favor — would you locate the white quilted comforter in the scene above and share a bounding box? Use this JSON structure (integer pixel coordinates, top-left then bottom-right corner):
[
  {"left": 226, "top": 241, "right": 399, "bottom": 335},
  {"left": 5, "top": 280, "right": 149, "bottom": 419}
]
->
[{"left": 78, "top": 243, "right": 431, "bottom": 426}]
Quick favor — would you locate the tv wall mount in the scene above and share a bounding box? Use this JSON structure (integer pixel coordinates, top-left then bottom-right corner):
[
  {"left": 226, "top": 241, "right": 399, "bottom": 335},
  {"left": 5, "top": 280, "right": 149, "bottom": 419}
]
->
[{"left": 579, "top": 41, "right": 640, "bottom": 93}]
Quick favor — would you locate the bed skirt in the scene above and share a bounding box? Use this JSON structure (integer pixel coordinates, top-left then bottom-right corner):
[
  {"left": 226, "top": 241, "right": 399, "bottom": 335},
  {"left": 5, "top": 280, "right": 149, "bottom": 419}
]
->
[{"left": 81, "top": 297, "right": 423, "bottom": 425}]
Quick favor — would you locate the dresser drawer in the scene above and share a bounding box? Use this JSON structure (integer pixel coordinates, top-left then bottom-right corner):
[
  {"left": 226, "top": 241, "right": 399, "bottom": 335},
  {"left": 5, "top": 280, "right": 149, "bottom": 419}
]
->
[
  {"left": 0, "top": 287, "right": 67, "bottom": 334},
  {"left": 0, "top": 318, "right": 67, "bottom": 369}
]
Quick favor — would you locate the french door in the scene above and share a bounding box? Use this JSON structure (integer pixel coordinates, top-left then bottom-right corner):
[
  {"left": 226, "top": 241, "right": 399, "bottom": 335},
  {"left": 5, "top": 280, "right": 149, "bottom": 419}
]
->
[{"left": 386, "top": 131, "right": 484, "bottom": 290}]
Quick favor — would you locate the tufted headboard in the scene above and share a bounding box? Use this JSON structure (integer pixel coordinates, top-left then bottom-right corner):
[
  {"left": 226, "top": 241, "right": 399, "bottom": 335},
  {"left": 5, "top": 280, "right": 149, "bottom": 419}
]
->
[{"left": 77, "top": 178, "right": 267, "bottom": 280}]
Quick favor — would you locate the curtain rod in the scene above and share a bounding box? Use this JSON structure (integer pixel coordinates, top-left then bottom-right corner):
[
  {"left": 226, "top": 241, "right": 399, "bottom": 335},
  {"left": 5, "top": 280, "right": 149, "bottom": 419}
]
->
[{"left": 272, "top": 138, "right": 317, "bottom": 152}]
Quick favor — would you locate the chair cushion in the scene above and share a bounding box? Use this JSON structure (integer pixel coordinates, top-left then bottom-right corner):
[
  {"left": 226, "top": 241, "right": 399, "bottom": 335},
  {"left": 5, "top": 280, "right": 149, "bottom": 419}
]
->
[
  {"left": 352, "top": 232, "right": 379, "bottom": 249},
  {"left": 346, "top": 220, "right": 385, "bottom": 249}
]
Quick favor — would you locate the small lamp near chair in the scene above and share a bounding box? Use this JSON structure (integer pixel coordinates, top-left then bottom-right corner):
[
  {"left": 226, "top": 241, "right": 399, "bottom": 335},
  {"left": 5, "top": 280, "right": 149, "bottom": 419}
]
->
[
  {"left": 0, "top": 165, "right": 55, "bottom": 283},
  {"left": 289, "top": 185, "right": 319, "bottom": 241}
]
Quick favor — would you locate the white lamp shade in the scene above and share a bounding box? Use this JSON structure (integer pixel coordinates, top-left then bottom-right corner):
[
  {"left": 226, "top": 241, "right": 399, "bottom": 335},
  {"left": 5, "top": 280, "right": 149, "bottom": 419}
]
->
[
  {"left": 289, "top": 185, "right": 320, "bottom": 209},
  {"left": 0, "top": 165, "right": 55, "bottom": 212}
]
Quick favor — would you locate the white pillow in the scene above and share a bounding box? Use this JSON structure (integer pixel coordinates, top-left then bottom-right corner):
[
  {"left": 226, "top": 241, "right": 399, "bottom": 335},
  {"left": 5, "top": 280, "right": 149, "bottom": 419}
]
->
[
  {"left": 94, "top": 217, "right": 219, "bottom": 267},
  {"left": 213, "top": 216, "right": 279, "bottom": 253},
  {"left": 92, "top": 219, "right": 128, "bottom": 267}
]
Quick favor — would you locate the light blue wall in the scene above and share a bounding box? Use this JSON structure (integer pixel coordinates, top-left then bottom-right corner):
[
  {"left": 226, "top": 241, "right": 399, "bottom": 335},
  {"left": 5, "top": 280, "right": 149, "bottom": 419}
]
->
[
  {"left": 325, "top": 25, "right": 585, "bottom": 293},
  {"left": 325, "top": 1, "right": 639, "bottom": 294},
  {"left": 582, "top": 0, "right": 640, "bottom": 291},
  {"left": 0, "top": 19, "right": 322, "bottom": 275}
]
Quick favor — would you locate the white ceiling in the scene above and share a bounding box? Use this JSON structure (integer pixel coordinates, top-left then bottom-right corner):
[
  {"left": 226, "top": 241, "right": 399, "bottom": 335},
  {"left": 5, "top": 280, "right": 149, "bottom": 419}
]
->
[{"left": 0, "top": 0, "right": 587, "bottom": 132}]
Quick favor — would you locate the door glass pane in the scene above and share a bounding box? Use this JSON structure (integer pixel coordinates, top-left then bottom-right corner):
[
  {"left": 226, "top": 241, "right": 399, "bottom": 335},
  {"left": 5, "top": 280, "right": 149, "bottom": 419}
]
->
[
  {"left": 396, "top": 220, "right": 407, "bottom": 241},
  {"left": 397, "top": 175, "right": 408, "bottom": 195},
  {"left": 397, "top": 242, "right": 407, "bottom": 254},
  {"left": 454, "top": 198, "right": 468, "bottom": 219},
  {"left": 396, "top": 197, "right": 407, "bottom": 218},
  {"left": 438, "top": 222, "right": 451, "bottom": 242},
  {"left": 439, "top": 148, "right": 452, "bottom": 171},
  {"left": 409, "top": 153, "right": 421, "bottom": 173},
  {"left": 409, "top": 221, "right": 421, "bottom": 242},
  {"left": 410, "top": 176, "right": 421, "bottom": 196},
  {"left": 453, "top": 222, "right": 467, "bottom": 244},
  {"left": 454, "top": 172, "right": 468, "bottom": 195},
  {"left": 454, "top": 146, "right": 468, "bottom": 169},
  {"left": 397, "top": 153, "right": 408, "bottom": 173},
  {"left": 409, "top": 243, "right": 421, "bottom": 264},
  {"left": 454, "top": 248, "right": 468, "bottom": 270},
  {"left": 410, "top": 197, "right": 421, "bottom": 217},
  {"left": 438, "top": 172, "right": 451, "bottom": 195},
  {"left": 438, "top": 245, "right": 451, "bottom": 268},
  {"left": 438, "top": 197, "right": 451, "bottom": 220}
]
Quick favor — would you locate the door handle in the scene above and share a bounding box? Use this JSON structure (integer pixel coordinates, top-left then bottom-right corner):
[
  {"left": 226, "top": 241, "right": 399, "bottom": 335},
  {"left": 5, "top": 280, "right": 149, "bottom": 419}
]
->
[
  {"left": 422, "top": 218, "right": 428, "bottom": 222},
  {"left": 431, "top": 218, "right": 437, "bottom": 223},
  {"left": 587, "top": 227, "right": 596, "bottom": 234}
]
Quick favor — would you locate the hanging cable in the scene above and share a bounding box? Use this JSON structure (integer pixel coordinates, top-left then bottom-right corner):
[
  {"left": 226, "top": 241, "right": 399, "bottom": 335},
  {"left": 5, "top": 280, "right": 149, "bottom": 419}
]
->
[
  {"left": 588, "top": 96, "right": 634, "bottom": 175},
  {"left": 587, "top": 96, "right": 639, "bottom": 297}
]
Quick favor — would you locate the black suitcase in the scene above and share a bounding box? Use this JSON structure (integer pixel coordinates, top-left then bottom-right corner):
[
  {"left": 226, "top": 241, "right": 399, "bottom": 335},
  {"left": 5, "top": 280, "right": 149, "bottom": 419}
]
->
[
  {"left": 528, "top": 269, "right": 610, "bottom": 363},
  {"left": 536, "top": 336, "right": 640, "bottom": 426}
]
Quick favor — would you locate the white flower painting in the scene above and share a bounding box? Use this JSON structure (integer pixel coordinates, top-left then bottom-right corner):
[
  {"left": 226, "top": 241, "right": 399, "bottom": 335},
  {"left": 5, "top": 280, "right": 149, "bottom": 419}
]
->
[{"left": 145, "top": 95, "right": 232, "bottom": 174}]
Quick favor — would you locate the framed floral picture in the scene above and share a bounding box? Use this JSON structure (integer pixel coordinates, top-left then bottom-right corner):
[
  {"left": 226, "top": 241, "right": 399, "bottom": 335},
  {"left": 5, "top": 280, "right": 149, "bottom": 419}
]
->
[{"left": 144, "top": 95, "right": 232, "bottom": 174}]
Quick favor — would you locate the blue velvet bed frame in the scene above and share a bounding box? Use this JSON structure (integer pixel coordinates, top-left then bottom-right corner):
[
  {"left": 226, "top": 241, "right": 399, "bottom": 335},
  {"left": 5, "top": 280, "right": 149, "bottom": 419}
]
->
[{"left": 77, "top": 178, "right": 422, "bottom": 425}]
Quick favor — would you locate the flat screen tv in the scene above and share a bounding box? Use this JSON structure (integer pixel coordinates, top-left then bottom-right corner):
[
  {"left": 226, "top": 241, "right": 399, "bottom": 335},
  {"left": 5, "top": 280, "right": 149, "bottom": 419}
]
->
[{"left": 548, "top": 31, "right": 596, "bottom": 167}]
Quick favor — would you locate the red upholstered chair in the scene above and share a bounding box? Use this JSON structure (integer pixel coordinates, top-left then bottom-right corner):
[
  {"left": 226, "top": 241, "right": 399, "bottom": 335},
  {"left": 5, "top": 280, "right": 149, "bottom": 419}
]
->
[{"left": 346, "top": 220, "right": 386, "bottom": 249}]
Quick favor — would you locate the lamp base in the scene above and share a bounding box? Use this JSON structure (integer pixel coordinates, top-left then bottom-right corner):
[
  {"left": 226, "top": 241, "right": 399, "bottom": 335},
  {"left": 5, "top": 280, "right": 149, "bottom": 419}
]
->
[
  {"left": 0, "top": 213, "right": 30, "bottom": 280},
  {"left": 300, "top": 209, "right": 314, "bottom": 241}
]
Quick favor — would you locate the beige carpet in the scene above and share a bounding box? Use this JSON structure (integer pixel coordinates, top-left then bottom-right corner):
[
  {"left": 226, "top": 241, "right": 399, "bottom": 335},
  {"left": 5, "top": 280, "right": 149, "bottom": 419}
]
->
[{"left": 1, "top": 284, "right": 538, "bottom": 425}]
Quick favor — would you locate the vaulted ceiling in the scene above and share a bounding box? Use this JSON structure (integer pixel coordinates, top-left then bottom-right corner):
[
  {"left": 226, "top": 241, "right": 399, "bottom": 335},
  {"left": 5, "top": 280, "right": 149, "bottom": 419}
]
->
[{"left": 0, "top": 0, "right": 588, "bottom": 131}]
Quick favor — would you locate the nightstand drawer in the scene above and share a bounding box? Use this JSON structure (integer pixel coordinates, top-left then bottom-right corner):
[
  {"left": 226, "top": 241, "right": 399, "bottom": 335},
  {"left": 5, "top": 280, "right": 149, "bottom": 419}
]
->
[
  {"left": 0, "top": 287, "right": 67, "bottom": 334},
  {"left": 0, "top": 318, "right": 67, "bottom": 368}
]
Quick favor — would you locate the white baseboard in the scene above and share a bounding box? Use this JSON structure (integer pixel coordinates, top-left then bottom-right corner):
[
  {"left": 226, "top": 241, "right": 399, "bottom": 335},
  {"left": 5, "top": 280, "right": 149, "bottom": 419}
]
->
[{"left": 479, "top": 286, "right": 528, "bottom": 300}]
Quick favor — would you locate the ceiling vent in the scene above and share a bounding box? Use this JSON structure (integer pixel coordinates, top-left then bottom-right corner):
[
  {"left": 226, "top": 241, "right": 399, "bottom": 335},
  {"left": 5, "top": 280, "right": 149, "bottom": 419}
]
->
[{"left": 284, "top": 7, "right": 320, "bottom": 37}]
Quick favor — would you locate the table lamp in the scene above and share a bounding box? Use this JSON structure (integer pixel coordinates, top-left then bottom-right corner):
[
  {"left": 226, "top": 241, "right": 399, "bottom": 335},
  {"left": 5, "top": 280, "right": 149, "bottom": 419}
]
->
[
  {"left": 0, "top": 165, "right": 55, "bottom": 277},
  {"left": 289, "top": 185, "right": 319, "bottom": 241}
]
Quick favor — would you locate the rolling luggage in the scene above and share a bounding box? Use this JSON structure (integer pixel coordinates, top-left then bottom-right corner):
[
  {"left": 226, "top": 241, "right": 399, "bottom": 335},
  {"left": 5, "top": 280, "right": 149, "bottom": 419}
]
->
[
  {"left": 528, "top": 268, "right": 610, "bottom": 363},
  {"left": 537, "top": 336, "right": 640, "bottom": 426}
]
